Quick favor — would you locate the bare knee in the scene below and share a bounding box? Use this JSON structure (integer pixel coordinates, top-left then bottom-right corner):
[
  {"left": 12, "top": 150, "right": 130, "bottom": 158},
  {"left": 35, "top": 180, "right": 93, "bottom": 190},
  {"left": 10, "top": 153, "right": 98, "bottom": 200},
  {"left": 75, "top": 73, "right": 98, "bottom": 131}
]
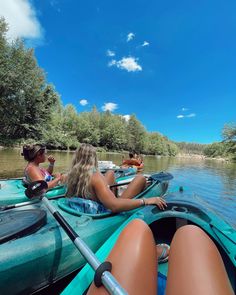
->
[
  {"left": 171, "top": 225, "right": 212, "bottom": 252},
  {"left": 105, "top": 170, "right": 115, "bottom": 177},
  {"left": 174, "top": 225, "right": 206, "bottom": 240},
  {"left": 134, "top": 174, "right": 146, "bottom": 185},
  {"left": 104, "top": 170, "right": 116, "bottom": 184},
  {"left": 121, "top": 219, "right": 152, "bottom": 241}
]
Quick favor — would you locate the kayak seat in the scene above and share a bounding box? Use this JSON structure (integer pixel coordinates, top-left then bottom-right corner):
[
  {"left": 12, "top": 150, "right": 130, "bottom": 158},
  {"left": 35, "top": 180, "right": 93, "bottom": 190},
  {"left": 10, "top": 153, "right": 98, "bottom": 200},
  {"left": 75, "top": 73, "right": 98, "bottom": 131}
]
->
[
  {"left": 58, "top": 198, "right": 113, "bottom": 219},
  {"left": 0, "top": 209, "right": 47, "bottom": 244}
]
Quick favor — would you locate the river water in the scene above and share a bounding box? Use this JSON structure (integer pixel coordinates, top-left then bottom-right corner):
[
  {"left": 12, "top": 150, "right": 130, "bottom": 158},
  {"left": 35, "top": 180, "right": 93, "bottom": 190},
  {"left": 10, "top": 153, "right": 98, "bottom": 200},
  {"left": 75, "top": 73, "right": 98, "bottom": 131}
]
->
[{"left": 0, "top": 148, "right": 235, "bottom": 228}]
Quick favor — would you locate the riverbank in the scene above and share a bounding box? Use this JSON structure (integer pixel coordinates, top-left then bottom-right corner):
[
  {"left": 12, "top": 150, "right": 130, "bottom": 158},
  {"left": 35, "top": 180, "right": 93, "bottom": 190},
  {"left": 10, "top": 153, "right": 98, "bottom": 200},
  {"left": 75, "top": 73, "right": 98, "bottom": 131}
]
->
[
  {"left": 176, "top": 153, "right": 228, "bottom": 162},
  {"left": 0, "top": 145, "right": 230, "bottom": 162}
]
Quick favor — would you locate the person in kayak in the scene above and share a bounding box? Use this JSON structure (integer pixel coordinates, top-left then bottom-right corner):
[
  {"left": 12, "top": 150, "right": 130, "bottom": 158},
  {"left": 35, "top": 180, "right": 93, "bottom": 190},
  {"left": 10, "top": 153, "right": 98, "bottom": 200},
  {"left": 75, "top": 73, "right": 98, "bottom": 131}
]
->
[
  {"left": 22, "top": 144, "right": 62, "bottom": 189},
  {"left": 87, "top": 219, "right": 234, "bottom": 295},
  {"left": 65, "top": 143, "right": 167, "bottom": 214},
  {"left": 121, "top": 152, "right": 144, "bottom": 170}
]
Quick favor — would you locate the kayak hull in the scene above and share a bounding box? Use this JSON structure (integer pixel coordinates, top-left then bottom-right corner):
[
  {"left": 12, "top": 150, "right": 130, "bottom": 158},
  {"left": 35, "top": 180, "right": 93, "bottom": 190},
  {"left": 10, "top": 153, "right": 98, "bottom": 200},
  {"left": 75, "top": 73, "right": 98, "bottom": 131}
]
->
[
  {"left": 0, "top": 170, "right": 137, "bottom": 205},
  {"left": 0, "top": 179, "right": 167, "bottom": 295},
  {"left": 0, "top": 179, "right": 66, "bottom": 205}
]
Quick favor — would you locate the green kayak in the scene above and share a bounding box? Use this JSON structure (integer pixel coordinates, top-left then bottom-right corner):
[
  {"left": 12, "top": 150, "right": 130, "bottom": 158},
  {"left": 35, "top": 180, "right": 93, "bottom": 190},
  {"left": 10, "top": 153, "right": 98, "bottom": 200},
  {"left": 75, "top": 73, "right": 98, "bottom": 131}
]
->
[
  {"left": 0, "top": 175, "right": 169, "bottom": 295},
  {"left": 0, "top": 168, "right": 137, "bottom": 205},
  {"left": 62, "top": 192, "right": 236, "bottom": 295}
]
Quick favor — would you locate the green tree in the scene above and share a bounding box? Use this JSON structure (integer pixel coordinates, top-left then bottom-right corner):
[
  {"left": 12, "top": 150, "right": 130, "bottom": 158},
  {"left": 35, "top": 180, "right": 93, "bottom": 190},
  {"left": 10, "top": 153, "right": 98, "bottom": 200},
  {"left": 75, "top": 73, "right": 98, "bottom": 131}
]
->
[
  {"left": 222, "top": 123, "right": 236, "bottom": 159},
  {"left": 99, "top": 112, "right": 127, "bottom": 150},
  {"left": 76, "top": 110, "right": 100, "bottom": 145},
  {"left": 0, "top": 18, "right": 60, "bottom": 143},
  {"left": 126, "top": 115, "right": 146, "bottom": 153}
]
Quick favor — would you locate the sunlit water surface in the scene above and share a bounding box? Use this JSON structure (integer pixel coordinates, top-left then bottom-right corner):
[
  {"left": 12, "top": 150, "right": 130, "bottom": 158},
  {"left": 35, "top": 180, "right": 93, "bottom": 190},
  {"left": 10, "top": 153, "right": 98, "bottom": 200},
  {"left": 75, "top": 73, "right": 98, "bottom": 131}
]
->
[{"left": 0, "top": 148, "right": 235, "bottom": 228}]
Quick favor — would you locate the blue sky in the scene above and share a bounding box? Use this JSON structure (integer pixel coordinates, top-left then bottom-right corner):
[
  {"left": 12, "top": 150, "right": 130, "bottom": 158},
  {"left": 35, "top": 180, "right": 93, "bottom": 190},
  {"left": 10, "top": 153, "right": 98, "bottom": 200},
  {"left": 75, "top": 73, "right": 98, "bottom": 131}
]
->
[{"left": 1, "top": 0, "right": 236, "bottom": 143}]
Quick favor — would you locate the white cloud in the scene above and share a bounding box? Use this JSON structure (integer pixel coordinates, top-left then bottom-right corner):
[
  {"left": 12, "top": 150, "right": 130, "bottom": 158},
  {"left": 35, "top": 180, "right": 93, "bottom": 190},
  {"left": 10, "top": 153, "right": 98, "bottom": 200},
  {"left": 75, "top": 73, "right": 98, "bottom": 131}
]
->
[
  {"left": 182, "top": 107, "right": 188, "bottom": 111},
  {"left": 102, "top": 103, "right": 118, "bottom": 112},
  {"left": 0, "top": 0, "right": 42, "bottom": 41},
  {"left": 108, "top": 56, "right": 142, "bottom": 72},
  {"left": 106, "top": 50, "right": 115, "bottom": 57},
  {"left": 108, "top": 60, "right": 116, "bottom": 67},
  {"left": 177, "top": 113, "right": 196, "bottom": 119},
  {"left": 186, "top": 113, "right": 196, "bottom": 118},
  {"left": 127, "top": 32, "right": 135, "bottom": 42},
  {"left": 141, "top": 41, "right": 149, "bottom": 47},
  {"left": 123, "top": 115, "right": 130, "bottom": 121},
  {"left": 79, "top": 99, "right": 88, "bottom": 106}
]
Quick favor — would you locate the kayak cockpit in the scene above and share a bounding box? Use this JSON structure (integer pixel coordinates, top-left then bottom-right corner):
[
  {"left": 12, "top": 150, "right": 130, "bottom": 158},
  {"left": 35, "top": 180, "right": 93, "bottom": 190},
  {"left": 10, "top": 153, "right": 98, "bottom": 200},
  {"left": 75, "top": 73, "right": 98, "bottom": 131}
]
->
[
  {"left": 58, "top": 198, "right": 114, "bottom": 218},
  {"left": 149, "top": 215, "right": 236, "bottom": 291},
  {"left": 0, "top": 209, "right": 47, "bottom": 244}
]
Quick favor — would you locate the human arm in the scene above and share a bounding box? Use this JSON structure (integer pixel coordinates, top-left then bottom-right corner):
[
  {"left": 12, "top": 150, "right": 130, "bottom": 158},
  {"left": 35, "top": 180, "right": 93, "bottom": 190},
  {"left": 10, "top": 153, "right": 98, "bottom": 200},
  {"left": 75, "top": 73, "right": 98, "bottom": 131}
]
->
[
  {"left": 46, "top": 155, "right": 56, "bottom": 174},
  {"left": 92, "top": 173, "right": 167, "bottom": 213}
]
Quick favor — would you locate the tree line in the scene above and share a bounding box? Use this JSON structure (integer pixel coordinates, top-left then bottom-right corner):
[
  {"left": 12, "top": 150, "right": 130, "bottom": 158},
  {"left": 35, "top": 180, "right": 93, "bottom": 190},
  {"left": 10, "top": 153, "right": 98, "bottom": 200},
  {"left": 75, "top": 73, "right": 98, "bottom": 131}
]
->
[
  {"left": 0, "top": 18, "right": 178, "bottom": 156},
  {"left": 0, "top": 18, "right": 235, "bottom": 160},
  {"left": 203, "top": 124, "right": 236, "bottom": 161}
]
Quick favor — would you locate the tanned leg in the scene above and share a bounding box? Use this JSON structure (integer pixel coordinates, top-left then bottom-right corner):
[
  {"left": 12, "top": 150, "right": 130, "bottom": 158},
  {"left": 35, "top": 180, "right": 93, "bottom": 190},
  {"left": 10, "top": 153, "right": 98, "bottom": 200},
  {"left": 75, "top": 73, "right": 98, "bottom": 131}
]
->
[
  {"left": 166, "top": 225, "right": 234, "bottom": 295},
  {"left": 87, "top": 219, "right": 157, "bottom": 295}
]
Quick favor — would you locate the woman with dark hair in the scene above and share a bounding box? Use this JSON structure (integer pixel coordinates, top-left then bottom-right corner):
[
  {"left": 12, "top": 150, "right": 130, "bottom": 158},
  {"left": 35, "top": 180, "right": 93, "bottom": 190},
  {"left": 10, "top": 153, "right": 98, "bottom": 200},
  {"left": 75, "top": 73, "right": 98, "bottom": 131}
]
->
[{"left": 22, "top": 144, "right": 62, "bottom": 189}]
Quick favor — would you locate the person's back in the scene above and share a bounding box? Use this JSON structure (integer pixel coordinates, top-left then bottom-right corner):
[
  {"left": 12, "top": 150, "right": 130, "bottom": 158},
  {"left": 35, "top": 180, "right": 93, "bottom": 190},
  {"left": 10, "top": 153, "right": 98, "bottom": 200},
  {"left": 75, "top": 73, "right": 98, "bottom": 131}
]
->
[{"left": 66, "top": 143, "right": 167, "bottom": 214}]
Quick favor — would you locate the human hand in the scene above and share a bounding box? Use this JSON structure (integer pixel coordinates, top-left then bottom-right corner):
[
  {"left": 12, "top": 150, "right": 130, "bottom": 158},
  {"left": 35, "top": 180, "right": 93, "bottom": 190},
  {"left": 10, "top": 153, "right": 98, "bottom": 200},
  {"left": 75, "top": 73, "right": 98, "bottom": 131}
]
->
[
  {"left": 145, "top": 197, "right": 167, "bottom": 210},
  {"left": 48, "top": 155, "right": 56, "bottom": 164},
  {"left": 60, "top": 174, "right": 67, "bottom": 184},
  {"left": 54, "top": 173, "right": 62, "bottom": 180}
]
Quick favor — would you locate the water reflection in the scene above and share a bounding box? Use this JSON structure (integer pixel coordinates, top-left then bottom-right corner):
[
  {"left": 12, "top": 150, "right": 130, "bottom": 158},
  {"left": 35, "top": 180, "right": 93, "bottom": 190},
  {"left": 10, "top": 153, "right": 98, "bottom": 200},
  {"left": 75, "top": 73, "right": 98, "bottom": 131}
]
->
[{"left": 0, "top": 149, "right": 235, "bottom": 227}]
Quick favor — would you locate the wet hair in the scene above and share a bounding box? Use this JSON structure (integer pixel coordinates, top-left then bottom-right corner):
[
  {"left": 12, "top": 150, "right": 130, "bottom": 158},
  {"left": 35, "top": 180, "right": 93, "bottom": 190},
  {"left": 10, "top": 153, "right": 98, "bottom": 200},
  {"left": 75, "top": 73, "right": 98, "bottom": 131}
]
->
[
  {"left": 21, "top": 144, "right": 46, "bottom": 162},
  {"left": 66, "top": 143, "right": 98, "bottom": 198}
]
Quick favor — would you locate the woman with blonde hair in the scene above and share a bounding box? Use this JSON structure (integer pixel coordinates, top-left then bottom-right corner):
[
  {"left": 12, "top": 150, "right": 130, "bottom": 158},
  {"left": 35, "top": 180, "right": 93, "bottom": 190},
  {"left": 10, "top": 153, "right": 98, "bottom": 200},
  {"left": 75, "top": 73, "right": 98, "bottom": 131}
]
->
[{"left": 66, "top": 143, "right": 167, "bottom": 214}]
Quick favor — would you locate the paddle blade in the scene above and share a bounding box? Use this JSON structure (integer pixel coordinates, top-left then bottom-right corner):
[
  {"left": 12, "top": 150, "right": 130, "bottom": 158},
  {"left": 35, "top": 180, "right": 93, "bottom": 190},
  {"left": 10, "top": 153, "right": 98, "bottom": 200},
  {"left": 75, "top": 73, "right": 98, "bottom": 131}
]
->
[
  {"left": 25, "top": 180, "right": 48, "bottom": 199},
  {"left": 148, "top": 172, "right": 174, "bottom": 182}
]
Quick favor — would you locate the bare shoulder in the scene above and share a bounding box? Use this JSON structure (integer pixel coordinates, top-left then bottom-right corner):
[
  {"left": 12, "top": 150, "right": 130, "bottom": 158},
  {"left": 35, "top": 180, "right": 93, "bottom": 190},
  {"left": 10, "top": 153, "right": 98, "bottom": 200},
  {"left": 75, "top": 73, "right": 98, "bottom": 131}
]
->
[
  {"left": 26, "top": 164, "right": 43, "bottom": 179},
  {"left": 91, "top": 171, "right": 110, "bottom": 194},
  {"left": 26, "top": 164, "right": 38, "bottom": 173},
  {"left": 91, "top": 171, "right": 105, "bottom": 185}
]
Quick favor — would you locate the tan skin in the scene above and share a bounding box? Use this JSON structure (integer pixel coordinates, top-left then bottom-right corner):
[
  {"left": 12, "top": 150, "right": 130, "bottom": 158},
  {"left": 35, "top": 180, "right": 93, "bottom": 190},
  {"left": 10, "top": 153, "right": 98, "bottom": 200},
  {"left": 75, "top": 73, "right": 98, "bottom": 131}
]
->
[
  {"left": 25, "top": 151, "right": 62, "bottom": 189},
  {"left": 121, "top": 153, "right": 143, "bottom": 170},
  {"left": 87, "top": 170, "right": 167, "bottom": 213},
  {"left": 87, "top": 170, "right": 169, "bottom": 258},
  {"left": 88, "top": 220, "right": 234, "bottom": 295}
]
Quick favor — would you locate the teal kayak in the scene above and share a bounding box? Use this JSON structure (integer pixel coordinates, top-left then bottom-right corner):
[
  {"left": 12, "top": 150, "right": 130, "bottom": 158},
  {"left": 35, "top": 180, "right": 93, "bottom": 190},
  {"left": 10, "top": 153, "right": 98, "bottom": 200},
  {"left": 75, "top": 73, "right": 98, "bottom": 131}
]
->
[
  {"left": 0, "top": 179, "right": 66, "bottom": 205},
  {"left": 0, "top": 168, "right": 137, "bottom": 205},
  {"left": 62, "top": 192, "right": 236, "bottom": 295},
  {"left": 0, "top": 175, "right": 168, "bottom": 295}
]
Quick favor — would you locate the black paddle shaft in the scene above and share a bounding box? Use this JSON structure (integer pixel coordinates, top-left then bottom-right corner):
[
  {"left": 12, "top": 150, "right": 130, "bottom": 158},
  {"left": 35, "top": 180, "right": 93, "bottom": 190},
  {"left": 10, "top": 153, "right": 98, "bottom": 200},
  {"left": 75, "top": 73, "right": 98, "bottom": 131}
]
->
[
  {"left": 25, "top": 180, "right": 128, "bottom": 295},
  {"left": 109, "top": 172, "right": 174, "bottom": 189}
]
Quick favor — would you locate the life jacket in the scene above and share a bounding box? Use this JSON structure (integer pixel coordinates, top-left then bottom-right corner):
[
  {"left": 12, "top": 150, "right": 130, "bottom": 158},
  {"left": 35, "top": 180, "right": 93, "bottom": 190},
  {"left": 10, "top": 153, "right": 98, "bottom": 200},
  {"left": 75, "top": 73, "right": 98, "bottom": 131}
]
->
[{"left": 122, "top": 159, "right": 144, "bottom": 169}]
